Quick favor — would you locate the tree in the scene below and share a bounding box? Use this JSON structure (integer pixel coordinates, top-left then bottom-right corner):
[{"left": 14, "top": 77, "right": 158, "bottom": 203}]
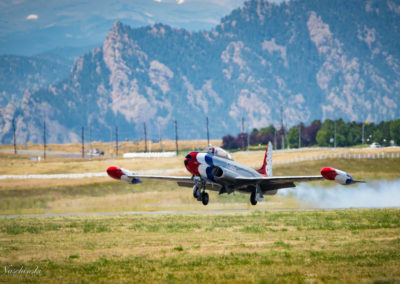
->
[
  {"left": 335, "top": 119, "right": 348, "bottom": 146},
  {"left": 378, "top": 121, "right": 392, "bottom": 145},
  {"left": 316, "top": 129, "right": 331, "bottom": 146},
  {"left": 372, "top": 129, "right": 383, "bottom": 143},
  {"left": 287, "top": 126, "right": 299, "bottom": 148},
  {"left": 258, "top": 125, "right": 276, "bottom": 145},
  {"left": 390, "top": 119, "right": 400, "bottom": 145},
  {"left": 346, "top": 121, "right": 361, "bottom": 145},
  {"left": 302, "top": 120, "right": 321, "bottom": 146},
  {"left": 222, "top": 135, "right": 238, "bottom": 149},
  {"left": 316, "top": 120, "right": 334, "bottom": 146},
  {"left": 249, "top": 128, "right": 259, "bottom": 145}
]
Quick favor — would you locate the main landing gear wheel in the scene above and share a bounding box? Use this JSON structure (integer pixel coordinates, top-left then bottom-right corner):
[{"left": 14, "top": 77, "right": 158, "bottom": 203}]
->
[
  {"left": 250, "top": 192, "right": 257, "bottom": 206},
  {"left": 201, "top": 192, "right": 209, "bottom": 206},
  {"left": 193, "top": 185, "right": 200, "bottom": 199}
]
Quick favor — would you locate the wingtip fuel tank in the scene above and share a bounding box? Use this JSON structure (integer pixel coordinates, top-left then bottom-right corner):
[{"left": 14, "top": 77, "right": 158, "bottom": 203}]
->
[
  {"left": 321, "top": 167, "right": 365, "bottom": 185},
  {"left": 107, "top": 166, "right": 142, "bottom": 184}
]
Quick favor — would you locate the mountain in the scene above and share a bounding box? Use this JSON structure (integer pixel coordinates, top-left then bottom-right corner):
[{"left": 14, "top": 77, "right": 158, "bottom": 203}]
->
[
  {"left": 0, "top": 0, "right": 247, "bottom": 56},
  {"left": 1, "top": 0, "right": 400, "bottom": 144},
  {"left": 0, "top": 55, "right": 72, "bottom": 106},
  {"left": 34, "top": 45, "right": 99, "bottom": 69}
]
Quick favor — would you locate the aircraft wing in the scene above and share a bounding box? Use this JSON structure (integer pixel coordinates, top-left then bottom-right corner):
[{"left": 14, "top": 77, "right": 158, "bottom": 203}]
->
[
  {"left": 125, "top": 174, "right": 193, "bottom": 182},
  {"left": 107, "top": 166, "right": 192, "bottom": 183},
  {"left": 107, "top": 166, "right": 222, "bottom": 191},
  {"left": 234, "top": 175, "right": 324, "bottom": 189},
  {"left": 121, "top": 172, "right": 222, "bottom": 191}
]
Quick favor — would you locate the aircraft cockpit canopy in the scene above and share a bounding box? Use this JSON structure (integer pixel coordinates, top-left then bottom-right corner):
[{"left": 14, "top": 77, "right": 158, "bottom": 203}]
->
[{"left": 205, "top": 146, "right": 233, "bottom": 161}]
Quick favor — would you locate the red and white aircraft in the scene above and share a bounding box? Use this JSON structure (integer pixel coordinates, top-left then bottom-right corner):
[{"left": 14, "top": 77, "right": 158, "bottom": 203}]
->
[{"left": 107, "top": 142, "right": 364, "bottom": 205}]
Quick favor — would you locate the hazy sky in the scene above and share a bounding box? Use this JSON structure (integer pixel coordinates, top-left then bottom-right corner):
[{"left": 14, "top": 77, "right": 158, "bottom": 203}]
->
[{"left": 0, "top": 0, "right": 252, "bottom": 55}]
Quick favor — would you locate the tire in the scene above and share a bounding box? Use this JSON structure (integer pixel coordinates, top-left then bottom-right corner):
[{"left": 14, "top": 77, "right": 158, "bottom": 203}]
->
[
  {"left": 193, "top": 185, "right": 199, "bottom": 198},
  {"left": 201, "top": 192, "right": 209, "bottom": 206},
  {"left": 250, "top": 192, "right": 257, "bottom": 205}
]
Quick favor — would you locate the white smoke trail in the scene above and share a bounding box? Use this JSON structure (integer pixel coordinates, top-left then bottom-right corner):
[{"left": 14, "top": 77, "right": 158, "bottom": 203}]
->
[{"left": 278, "top": 179, "right": 400, "bottom": 209}]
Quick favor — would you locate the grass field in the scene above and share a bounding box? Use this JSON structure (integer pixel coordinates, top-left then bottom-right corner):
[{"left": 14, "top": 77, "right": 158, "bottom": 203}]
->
[
  {"left": 0, "top": 156, "right": 399, "bottom": 215},
  {"left": 1, "top": 146, "right": 400, "bottom": 282},
  {"left": 1, "top": 209, "right": 400, "bottom": 283}
]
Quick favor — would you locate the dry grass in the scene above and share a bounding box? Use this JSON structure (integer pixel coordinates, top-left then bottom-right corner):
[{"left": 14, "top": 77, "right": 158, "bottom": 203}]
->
[
  {"left": 0, "top": 177, "right": 110, "bottom": 191},
  {"left": 0, "top": 209, "right": 399, "bottom": 283},
  {"left": 0, "top": 152, "right": 184, "bottom": 175},
  {"left": 1, "top": 146, "right": 399, "bottom": 176},
  {"left": 0, "top": 178, "right": 299, "bottom": 215},
  {"left": 233, "top": 146, "right": 400, "bottom": 166},
  {"left": 0, "top": 139, "right": 221, "bottom": 154},
  {"left": 0, "top": 146, "right": 399, "bottom": 215},
  {"left": 1, "top": 156, "right": 399, "bottom": 215}
]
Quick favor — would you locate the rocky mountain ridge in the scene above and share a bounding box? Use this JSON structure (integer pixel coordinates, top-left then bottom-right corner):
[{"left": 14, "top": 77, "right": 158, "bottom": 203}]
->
[{"left": 1, "top": 0, "right": 399, "bottom": 143}]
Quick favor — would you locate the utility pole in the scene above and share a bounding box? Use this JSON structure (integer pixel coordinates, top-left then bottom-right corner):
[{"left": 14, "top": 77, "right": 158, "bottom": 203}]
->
[
  {"left": 81, "top": 126, "right": 84, "bottom": 158},
  {"left": 115, "top": 126, "right": 118, "bottom": 157},
  {"left": 158, "top": 123, "right": 163, "bottom": 152},
  {"left": 175, "top": 120, "right": 179, "bottom": 156},
  {"left": 241, "top": 116, "right": 245, "bottom": 150},
  {"left": 274, "top": 129, "right": 277, "bottom": 150},
  {"left": 12, "top": 118, "right": 17, "bottom": 154},
  {"left": 280, "top": 106, "right": 285, "bottom": 149},
  {"left": 110, "top": 126, "right": 113, "bottom": 155},
  {"left": 43, "top": 120, "right": 46, "bottom": 160},
  {"left": 299, "top": 124, "right": 301, "bottom": 148},
  {"left": 144, "top": 122, "right": 147, "bottom": 153},
  {"left": 89, "top": 125, "right": 92, "bottom": 154},
  {"left": 362, "top": 123, "right": 365, "bottom": 145},
  {"left": 247, "top": 125, "right": 250, "bottom": 151},
  {"left": 334, "top": 120, "right": 337, "bottom": 148},
  {"left": 206, "top": 117, "right": 210, "bottom": 146}
]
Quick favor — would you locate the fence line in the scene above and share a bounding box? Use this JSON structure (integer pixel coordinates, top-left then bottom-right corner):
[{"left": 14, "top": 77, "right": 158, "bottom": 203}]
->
[
  {"left": 272, "top": 152, "right": 400, "bottom": 165},
  {"left": 123, "top": 152, "right": 176, "bottom": 158}
]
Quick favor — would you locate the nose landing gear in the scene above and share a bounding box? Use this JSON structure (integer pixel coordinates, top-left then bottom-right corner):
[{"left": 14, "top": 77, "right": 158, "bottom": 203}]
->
[
  {"left": 201, "top": 192, "right": 209, "bottom": 205},
  {"left": 192, "top": 178, "right": 209, "bottom": 206}
]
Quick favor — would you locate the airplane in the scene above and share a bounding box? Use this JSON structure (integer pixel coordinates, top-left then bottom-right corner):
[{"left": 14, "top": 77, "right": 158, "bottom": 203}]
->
[{"left": 107, "top": 142, "right": 364, "bottom": 205}]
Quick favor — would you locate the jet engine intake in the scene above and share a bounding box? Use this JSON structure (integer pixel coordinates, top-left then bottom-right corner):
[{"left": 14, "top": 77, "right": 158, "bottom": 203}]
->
[
  {"left": 211, "top": 166, "right": 236, "bottom": 182},
  {"left": 211, "top": 166, "right": 223, "bottom": 177}
]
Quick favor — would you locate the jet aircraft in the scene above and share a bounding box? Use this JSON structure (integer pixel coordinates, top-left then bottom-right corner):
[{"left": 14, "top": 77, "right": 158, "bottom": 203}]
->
[{"left": 107, "top": 142, "right": 364, "bottom": 205}]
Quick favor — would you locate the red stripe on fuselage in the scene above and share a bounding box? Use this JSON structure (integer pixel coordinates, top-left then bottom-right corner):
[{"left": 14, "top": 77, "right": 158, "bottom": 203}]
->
[{"left": 184, "top": 152, "right": 200, "bottom": 176}]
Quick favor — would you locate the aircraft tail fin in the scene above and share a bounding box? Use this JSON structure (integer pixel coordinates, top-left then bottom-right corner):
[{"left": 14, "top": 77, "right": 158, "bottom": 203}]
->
[{"left": 257, "top": 141, "right": 273, "bottom": 177}]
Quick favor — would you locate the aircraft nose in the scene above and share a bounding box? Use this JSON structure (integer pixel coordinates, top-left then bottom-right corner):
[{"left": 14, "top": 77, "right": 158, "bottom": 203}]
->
[
  {"left": 184, "top": 154, "right": 192, "bottom": 167},
  {"left": 184, "top": 153, "right": 200, "bottom": 176}
]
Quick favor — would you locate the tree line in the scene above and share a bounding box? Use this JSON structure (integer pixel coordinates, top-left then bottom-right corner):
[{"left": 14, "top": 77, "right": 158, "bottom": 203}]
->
[{"left": 222, "top": 119, "right": 400, "bottom": 150}]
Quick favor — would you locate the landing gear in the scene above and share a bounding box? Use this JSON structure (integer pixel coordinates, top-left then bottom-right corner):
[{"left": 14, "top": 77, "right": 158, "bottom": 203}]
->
[
  {"left": 193, "top": 185, "right": 200, "bottom": 199},
  {"left": 250, "top": 185, "right": 263, "bottom": 206},
  {"left": 250, "top": 192, "right": 257, "bottom": 205},
  {"left": 201, "top": 192, "right": 209, "bottom": 206},
  {"left": 193, "top": 178, "right": 209, "bottom": 205}
]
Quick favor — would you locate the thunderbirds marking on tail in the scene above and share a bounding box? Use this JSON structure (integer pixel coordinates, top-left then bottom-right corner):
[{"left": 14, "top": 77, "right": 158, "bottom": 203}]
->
[{"left": 107, "top": 142, "right": 364, "bottom": 205}]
